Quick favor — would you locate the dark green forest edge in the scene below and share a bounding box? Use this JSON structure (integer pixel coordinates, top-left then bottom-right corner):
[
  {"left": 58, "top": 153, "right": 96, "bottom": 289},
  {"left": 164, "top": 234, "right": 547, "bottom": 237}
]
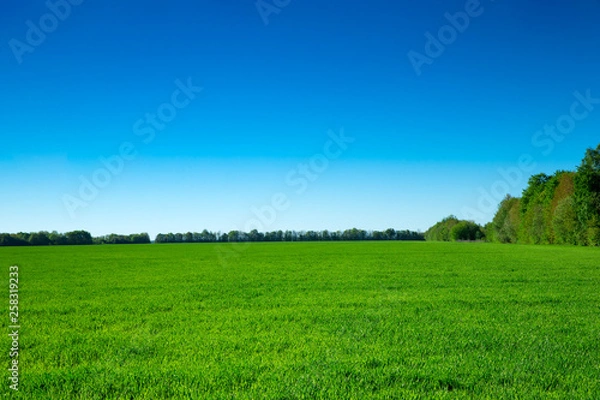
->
[
  {"left": 2, "top": 144, "right": 598, "bottom": 247},
  {"left": 0, "top": 229, "right": 424, "bottom": 246},
  {"left": 426, "top": 143, "right": 600, "bottom": 246}
]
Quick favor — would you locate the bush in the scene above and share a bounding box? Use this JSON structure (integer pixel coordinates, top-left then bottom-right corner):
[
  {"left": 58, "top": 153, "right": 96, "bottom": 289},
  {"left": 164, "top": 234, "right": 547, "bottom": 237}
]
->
[
  {"left": 450, "top": 221, "right": 485, "bottom": 241},
  {"left": 426, "top": 217, "right": 484, "bottom": 242}
]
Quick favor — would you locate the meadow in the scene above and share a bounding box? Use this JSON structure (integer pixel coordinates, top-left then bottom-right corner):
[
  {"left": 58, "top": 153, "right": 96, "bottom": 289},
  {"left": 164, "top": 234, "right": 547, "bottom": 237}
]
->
[{"left": 2, "top": 242, "right": 600, "bottom": 399}]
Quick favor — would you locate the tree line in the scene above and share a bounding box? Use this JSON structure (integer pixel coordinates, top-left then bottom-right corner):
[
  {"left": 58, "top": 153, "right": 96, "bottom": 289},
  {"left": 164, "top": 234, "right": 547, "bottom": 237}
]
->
[
  {"left": 93, "top": 233, "right": 151, "bottom": 245},
  {"left": 155, "top": 228, "right": 425, "bottom": 243},
  {"left": 485, "top": 144, "right": 600, "bottom": 246},
  {"left": 0, "top": 231, "right": 150, "bottom": 246},
  {"left": 4, "top": 144, "right": 596, "bottom": 247},
  {"left": 425, "top": 144, "right": 600, "bottom": 246},
  {"left": 0, "top": 228, "right": 424, "bottom": 247}
]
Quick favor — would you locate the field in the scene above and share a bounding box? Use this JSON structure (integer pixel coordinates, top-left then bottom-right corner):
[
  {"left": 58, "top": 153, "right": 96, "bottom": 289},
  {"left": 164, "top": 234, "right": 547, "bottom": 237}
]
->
[{"left": 2, "top": 242, "right": 600, "bottom": 399}]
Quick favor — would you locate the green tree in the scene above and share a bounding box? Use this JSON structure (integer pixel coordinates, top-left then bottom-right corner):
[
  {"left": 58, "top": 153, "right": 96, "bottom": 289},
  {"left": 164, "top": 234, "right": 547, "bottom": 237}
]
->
[
  {"left": 425, "top": 216, "right": 460, "bottom": 242},
  {"left": 65, "top": 230, "right": 93, "bottom": 245},
  {"left": 553, "top": 196, "right": 578, "bottom": 245},
  {"left": 28, "top": 231, "right": 51, "bottom": 246},
  {"left": 450, "top": 221, "right": 484, "bottom": 241},
  {"left": 490, "top": 195, "right": 520, "bottom": 243},
  {"left": 574, "top": 145, "right": 600, "bottom": 245}
]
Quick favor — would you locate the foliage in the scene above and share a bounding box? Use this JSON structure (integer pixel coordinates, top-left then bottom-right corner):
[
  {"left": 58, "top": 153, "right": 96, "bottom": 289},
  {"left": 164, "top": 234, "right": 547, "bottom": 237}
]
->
[
  {"left": 574, "top": 144, "right": 600, "bottom": 246},
  {"left": 425, "top": 216, "right": 484, "bottom": 242},
  {"left": 552, "top": 196, "right": 578, "bottom": 245},
  {"left": 0, "top": 230, "right": 93, "bottom": 246},
  {"left": 0, "top": 233, "right": 30, "bottom": 246},
  {"left": 0, "top": 231, "right": 150, "bottom": 247},
  {"left": 486, "top": 144, "right": 600, "bottom": 246},
  {"left": 490, "top": 195, "right": 521, "bottom": 243},
  {"left": 155, "top": 228, "right": 424, "bottom": 243},
  {"left": 94, "top": 233, "right": 151, "bottom": 245},
  {"left": 424, "top": 215, "right": 459, "bottom": 241},
  {"left": 449, "top": 220, "right": 485, "bottom": 241}
]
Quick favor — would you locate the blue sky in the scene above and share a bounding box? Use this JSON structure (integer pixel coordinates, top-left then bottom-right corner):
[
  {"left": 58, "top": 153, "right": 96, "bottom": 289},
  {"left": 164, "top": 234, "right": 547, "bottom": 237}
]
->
[{"left": 1, "top": 0, "right": 599, "bottom": 237}]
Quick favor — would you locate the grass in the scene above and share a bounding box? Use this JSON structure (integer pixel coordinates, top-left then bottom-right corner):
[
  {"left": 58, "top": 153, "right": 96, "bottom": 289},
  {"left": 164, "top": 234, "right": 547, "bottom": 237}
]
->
[{"left": 1, "top": 241, "right": 600, "bottom": 399}]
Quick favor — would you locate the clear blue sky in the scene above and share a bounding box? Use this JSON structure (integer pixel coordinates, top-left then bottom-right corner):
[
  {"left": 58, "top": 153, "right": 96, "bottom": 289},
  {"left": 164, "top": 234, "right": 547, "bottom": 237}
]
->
[{"left": 1, "top": 0, "right": 599, "bottom": 238}]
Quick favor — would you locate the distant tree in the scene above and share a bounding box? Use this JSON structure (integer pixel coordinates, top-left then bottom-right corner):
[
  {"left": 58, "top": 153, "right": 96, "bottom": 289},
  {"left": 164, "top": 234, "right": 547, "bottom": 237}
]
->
[
  {"left": 519, "top": 174, "right": 554, "bottom": 244},
  {"left": 520, "top": 173, "right": 551, "bottom": 215},
  {"left": 485, "top": 143, "right": 599, "bottom": 246},
  {"left": 304, "top": 231, "right": 319, "bottom": 241},
  {"left": 130, "top": 233, "right": 151, "bottom": 244},
  {"left": 372, "top": 230, "right": 384, "bottom": 240},
  {"left": 284, "top": 230, "right": 294, "bottom": 241},
  {"left": 385, "top": 228, "right": 396, "bottom": 240},
  {"left": 248, "top": 229, "right": 263, "bottom": 242},
  {"left": 425, "top": 216, "right": 460, "bottom": 241},
  {"left": 552, "top": 196, "right": 578, "bottom": 245},
  {"left": 48, "top": 231, "right": 67, "bottom": 245},
  {"left": 450, "top": 221, "right": 485, "bottom": 241},
  {"left": 574, "top": 144, "right": 600, "bottom": 245},
  {"left": 228, "top": 231, "right": 240, "bottom": 242},
  {"left": 28, "top": 231, "right": 51, "bottom": 246},
  {"left": 200, "top": 229, "right": 215, "bottom": 242},
  {"left": 0, "top": 234, "right": 29, "bottom": 246},
  {"left": 65, "top": 230, "right": 93, "bottom": 245}
]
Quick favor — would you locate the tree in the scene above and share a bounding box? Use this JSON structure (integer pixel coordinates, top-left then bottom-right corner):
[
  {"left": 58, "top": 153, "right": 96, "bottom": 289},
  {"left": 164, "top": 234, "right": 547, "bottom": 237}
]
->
[
  {"left": 49, "top": 231, "right": 68, "bottom": 245},
  {"left": 520, "top": 173, "right": 550, "bottom": 214},
  {"left": 425, "top": 216, "right": 460, "bottom": 241},
  {"left": 385, "top": 228, "right": 396, "bottom": 240},
  {"left": 248, "top": 229, "right": 263, "bottom": 242},
  {"left": 65, "top": 230, "right": 93, "bottom": 245},
  {"left": 130, "top": 233, "right": 151, "bottom": 244},
  {"left": 200, "top": 229, "right": 215, "bottom": 242},
  {"left": 485, "top": 143, "right": 599, "bottom": 246},
  {"left": 0, "top": 234, "right": 29, "bottom": 246},
  {"left": 228, "top": 231, "right": 240, "bottom": 242},
  {"left": 552, "top": 196, "right": 578, "bottom": 245},
  {"left": 372, "top": 231, "right": 384, "bottom": 240},
  {"left": 489, "top": 195, "right": 520, "bottom": 243},
  {"left": 28, "top": 231, "right": 51, "bottom": 246},
  {"left": 574, "top": 145, "right": 600, "bottom": 245},
  {"left": 450, "top": 221, "right": 484, "bottom": 241}
]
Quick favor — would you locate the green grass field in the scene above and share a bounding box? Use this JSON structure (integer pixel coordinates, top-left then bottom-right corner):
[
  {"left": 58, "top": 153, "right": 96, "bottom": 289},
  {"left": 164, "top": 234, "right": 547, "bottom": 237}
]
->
[{"left": 2, "top": 242, "right": 600, "bottom": 399}]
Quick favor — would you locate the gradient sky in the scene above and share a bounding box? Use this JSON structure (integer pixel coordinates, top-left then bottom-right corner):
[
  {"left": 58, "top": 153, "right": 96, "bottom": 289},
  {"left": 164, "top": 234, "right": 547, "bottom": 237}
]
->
[{"left": 2, "top": 0, "right": 600, "bottom": 238}]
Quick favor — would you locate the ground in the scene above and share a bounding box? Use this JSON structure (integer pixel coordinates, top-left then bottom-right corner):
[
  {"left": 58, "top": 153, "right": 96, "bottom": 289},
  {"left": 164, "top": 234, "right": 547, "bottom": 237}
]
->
[{"left": 2, "top": 241, "right": 599, "bottom": 399}]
